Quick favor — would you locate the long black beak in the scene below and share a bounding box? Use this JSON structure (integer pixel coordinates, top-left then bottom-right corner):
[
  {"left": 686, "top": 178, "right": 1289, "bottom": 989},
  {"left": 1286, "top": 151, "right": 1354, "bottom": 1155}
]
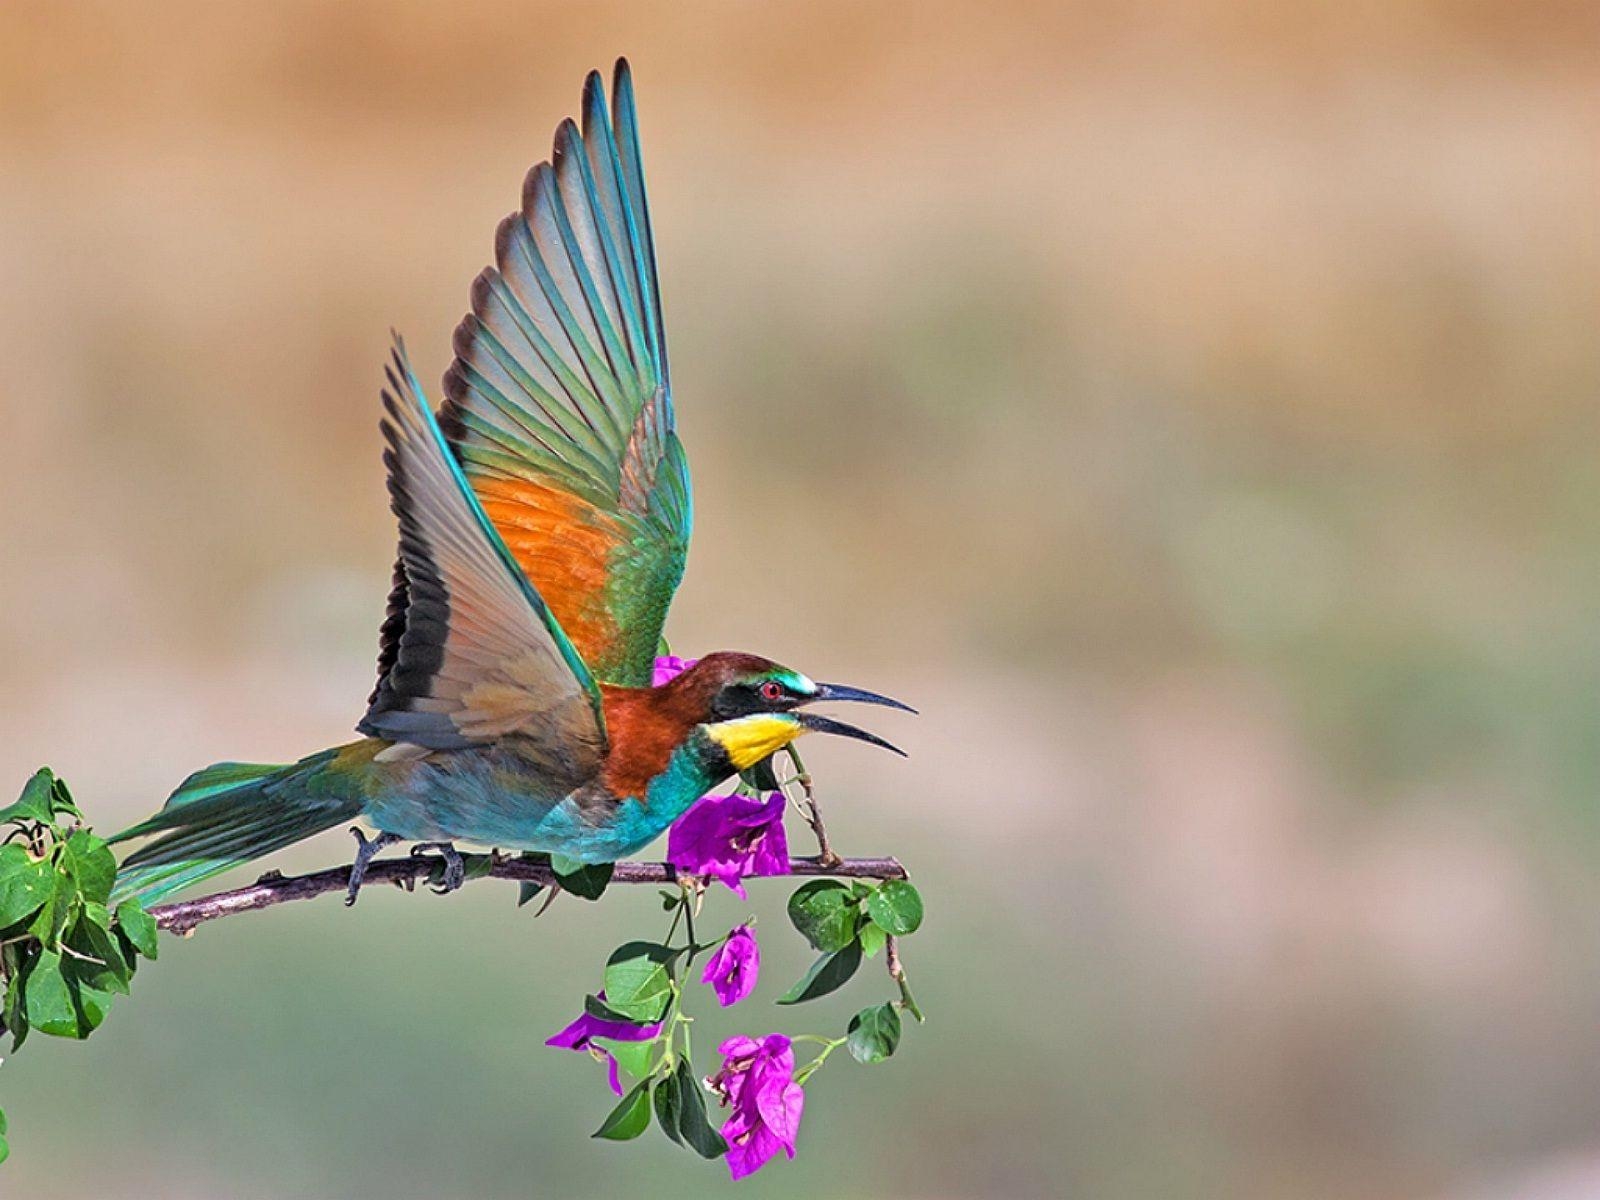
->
[
  {"left": 796, "top": 712, "right": 907, "bottom": 756},
  {"left": 810, "top": 682, "right": 918, "bottom": 714}
]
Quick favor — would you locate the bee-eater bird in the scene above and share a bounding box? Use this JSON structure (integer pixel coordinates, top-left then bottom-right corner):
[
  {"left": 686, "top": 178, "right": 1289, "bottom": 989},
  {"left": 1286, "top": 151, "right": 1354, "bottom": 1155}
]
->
[{"left": 109, "top": 60, "right": 911, "bottom": 906}]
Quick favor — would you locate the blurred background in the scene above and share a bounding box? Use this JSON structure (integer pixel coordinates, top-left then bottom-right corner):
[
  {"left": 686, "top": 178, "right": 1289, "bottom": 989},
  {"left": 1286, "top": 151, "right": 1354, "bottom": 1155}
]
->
[{"left": 0, "top": 2, "right": 1596, "bottom": 1197}]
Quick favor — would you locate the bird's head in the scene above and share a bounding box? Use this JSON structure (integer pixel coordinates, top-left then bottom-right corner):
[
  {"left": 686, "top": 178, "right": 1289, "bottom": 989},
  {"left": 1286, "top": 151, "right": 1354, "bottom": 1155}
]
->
[{"left": 662, "top": 651, "right": 914, "bottom": 773}]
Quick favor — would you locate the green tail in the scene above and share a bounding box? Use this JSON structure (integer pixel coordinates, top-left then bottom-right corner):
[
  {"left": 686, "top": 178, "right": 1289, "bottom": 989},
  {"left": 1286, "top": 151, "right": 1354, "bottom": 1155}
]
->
[{"left": 110, "top": 748, "right": 366, "bottom": 906}]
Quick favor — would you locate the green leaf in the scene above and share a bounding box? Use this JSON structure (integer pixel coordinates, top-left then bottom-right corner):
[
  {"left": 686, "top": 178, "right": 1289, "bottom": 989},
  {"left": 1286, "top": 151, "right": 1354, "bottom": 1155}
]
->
[
  {"left": 847, "top": 1003, "right": 902, "bottom": 1064},
  {"left": 67, "top": 915, "right": 131, "bottom": 996},
  {"left": 3, "top": 949, "right": 29, "bottom": 1049},
  {"left": 858, "top": 921, "right": 887, "bottom": 959},
  {"left": 597, "top": 1038, "right": 655, "bottom": 1084},
  {"left": 0, "top": 1107, "right": 8, "bottom": 1165},
  {"left": 551, "top": 857, "right": 613, "bottom": 901},
  {"left": 602, "top": 942, "right": 675, "bottom": 1023},
  {"left": 673, "top": 1059, "right": 728, "bottom": 1158},
  {"left": 23, "top": 949, "right": 81, "bottom": 1037},
  {"left": 15, "top": 943, "right": 117, "bottom": 1040},
  {"left": 115, "top": 900, "right": 159, "bottom": 960},
  {"left": 592, "top": 1081, "right": 651, "bottom": 1141},
  {"left": 740, "top": 757, "right": 781, "bottom": 792},
  {"left": 652, "top": 1071, "right": 685, "bottom": 1146},
  {"left": 71, "top": 978, "right": 114, "bottom": 1036},
  {"left": 0, "top": 843, "right": 54, "bottom": 929},
  {"left": 787, "top": 879, "right": 859, "bottom": 952},
  {"left": 60, "top": 831, "right": 116, "bottom": 906},
  {"left": 777, "top": 940, "right": 863, "bottom": 1005},
  {"left": 48, "top": 774, "right": 81, "bottom": 821},
  {"left": 28, "top": 868, "right": 79, "bottom": 948},
  {"left": 0, "top": 769, "right": 55, "bottom": 826},
  {"left": 584, "top": 993, "right": 655, "bottom": 1028},
  {"left": 865, "top": 880, "right": 923, "bottom": 935}
]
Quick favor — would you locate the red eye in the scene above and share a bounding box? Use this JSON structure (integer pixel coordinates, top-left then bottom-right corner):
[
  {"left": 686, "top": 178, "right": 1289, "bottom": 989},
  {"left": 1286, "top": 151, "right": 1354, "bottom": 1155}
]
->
[{"left": 760, "top": 680, "right": 784, "bottom": 703}]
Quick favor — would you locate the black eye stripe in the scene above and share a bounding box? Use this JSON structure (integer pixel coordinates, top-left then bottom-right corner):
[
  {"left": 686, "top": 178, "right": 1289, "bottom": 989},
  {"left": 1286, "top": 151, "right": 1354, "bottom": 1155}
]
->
[{"left": 712, "top": 681, "right": 779, "bottom": 719}]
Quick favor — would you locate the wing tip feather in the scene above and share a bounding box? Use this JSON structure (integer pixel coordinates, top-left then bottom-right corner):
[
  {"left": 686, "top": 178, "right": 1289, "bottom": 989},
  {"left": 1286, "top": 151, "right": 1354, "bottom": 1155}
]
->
[
  {"left": 554, "top": 116, "right": 582, "bottom": 164},
  {"left": 522, "top": 159, "right": 556, "bottom": 218}
]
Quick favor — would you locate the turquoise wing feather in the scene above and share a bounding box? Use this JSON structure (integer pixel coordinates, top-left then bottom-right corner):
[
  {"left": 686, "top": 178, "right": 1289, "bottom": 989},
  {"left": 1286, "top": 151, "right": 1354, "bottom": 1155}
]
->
[{"left": 439, "top": 58, "right": 691, "bottom": 688}]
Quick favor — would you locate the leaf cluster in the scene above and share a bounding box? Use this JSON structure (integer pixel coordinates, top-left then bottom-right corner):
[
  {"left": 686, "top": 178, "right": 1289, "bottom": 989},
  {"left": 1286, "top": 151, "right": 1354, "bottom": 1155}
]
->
[
  {"left": 584, "top": 932, "right": 728, "bottom": 1158},
  {"left": 0, "top": 770, "right": 158, "bottom": 1052},
  {"left": 594, "top": 1058, "right": 726, "bottom": 1157},
  {"left": 780, "top": 877, "right": 923, "bottom": 1061},
  {"left": 0, "top": 770, "right": 159, "bottom": 1164}
]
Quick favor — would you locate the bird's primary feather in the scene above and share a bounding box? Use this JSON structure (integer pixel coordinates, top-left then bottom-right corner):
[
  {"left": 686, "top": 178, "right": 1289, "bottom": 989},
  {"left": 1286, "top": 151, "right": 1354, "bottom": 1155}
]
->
[
  {"left": 358, "top": 339, "right": 606, "bottom": 786},
  {"left": 439, "top": 58, "right": 690, "bottom": 689}
]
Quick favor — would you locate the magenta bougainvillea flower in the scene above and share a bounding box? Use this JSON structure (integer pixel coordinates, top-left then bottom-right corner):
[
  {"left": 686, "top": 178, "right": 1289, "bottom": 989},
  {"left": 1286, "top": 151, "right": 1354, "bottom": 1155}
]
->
[
  {"left": 700, "top": 925, "right": 761, "bottom": 1007},
  {"left": 710, "top": 1033, "right": 805, "bottom": 1179},
  {"left": 545, "top": 995, "right": 662, "bottom": 1095},
  {"left": 668, "top": 792, "right": 790, "bottom": 897},
  {"left": 652, "top": 655, "right": 698, "bottom": 687}
]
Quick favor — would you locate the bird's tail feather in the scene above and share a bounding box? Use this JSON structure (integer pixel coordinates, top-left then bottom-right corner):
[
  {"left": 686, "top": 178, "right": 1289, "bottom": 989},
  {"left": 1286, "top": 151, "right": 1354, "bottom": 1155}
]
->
[{"left": 109, "top": 747, "right": 365, "bottom": 906}]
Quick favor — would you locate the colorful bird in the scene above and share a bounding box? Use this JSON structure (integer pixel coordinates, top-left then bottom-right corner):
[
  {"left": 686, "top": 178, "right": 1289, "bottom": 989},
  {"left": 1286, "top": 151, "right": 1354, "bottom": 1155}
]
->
[{"left": 110, "top": 60, "right": 911, "bottom": 906}]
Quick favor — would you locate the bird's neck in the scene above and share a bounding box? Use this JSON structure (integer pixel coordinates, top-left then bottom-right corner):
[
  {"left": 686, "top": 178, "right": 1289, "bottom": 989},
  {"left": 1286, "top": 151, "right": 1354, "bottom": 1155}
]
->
[{"left": 598, "top": 684, "right": 728, "bottom": 803}]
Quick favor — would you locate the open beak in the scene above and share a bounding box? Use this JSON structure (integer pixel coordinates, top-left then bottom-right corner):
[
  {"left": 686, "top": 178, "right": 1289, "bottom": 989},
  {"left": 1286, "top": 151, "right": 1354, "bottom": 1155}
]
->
[
  {"left": 809, "top": 682, "right": 918, "bottom": 714},
  {"left": 796, "top": 712, "right": 907, "bottom": 757}
]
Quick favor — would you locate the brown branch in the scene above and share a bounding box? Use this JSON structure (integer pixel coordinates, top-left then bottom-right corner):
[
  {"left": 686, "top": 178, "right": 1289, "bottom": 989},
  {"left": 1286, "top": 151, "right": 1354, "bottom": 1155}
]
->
[{"left": 149, "top": 853, "right": 909, "bottom": 936}]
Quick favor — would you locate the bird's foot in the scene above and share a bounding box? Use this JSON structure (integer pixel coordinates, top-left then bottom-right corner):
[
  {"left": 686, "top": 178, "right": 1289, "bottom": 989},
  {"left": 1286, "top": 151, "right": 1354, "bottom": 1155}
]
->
[
  {"left": 410, "top": 841, "right": 465, "bottom": 894},
  {"left": 346, "top": 828, "right": 403, "bottom": 906}
]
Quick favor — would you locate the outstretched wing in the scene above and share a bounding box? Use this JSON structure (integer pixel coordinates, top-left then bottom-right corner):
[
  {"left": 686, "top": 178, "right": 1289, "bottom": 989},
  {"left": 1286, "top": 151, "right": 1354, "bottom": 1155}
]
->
[
  {"left": 360, "top": 340, "right": 607, "bottom": 785},
  {"left": 439, "top": 58, "right": 690, "bottom": 689}
]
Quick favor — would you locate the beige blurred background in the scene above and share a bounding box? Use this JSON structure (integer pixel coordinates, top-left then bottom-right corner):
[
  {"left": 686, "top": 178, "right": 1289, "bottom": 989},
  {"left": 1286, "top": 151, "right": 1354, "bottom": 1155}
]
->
[{"left": 1, "top": 2, "right": 1596, "bottom": 1197}]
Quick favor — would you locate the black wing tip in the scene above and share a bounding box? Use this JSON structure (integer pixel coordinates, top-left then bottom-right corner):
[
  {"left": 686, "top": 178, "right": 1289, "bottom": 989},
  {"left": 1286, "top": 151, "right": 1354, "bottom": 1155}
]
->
[
  {"left": 388, "top": 331, "right": 414, "bottom": 377},
  {"left": 385, "top": 333, "right": 420, "bottom": 400},
  {"left": 450, "top": 310, "right": 482, "bottom": 357},
  {"left": 438, "top": 363, "right": 472, "bottom": 432},
  {"left": 469, "top": 265, "right": 499, "bottom": 308}
]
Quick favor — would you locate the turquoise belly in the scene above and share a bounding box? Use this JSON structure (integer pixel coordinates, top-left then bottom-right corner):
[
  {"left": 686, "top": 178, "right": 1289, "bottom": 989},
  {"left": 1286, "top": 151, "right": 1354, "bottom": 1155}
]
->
[{"left": 362, "top": 744, "right": 717, "bottom": 862}]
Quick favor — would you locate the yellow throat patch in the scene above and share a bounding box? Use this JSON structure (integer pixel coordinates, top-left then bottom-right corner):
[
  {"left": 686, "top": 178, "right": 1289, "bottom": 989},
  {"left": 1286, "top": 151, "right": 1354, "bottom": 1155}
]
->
[{"left": 707, "top": 714, "right": 805, "bottom": 771}]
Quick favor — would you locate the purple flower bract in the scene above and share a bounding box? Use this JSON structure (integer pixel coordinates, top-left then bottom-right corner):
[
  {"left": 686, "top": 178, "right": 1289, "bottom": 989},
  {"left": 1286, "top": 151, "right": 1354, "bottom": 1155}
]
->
[
  {"left": 700, "top": 924, "right": 761, "bottom": 1007},
  {"left": 545, "top": 994, "right": 661, "bottom": 1095},
  {"left": 710, "top": 1033, "right": 805, "bottom": 1179},
  {"left": 668, "top": 792, "right": 790, "bottom": 898}
]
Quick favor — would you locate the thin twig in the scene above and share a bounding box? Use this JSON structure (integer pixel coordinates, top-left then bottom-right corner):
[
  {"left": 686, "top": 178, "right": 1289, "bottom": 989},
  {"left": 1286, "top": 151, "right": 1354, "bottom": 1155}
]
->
[
  {"left": 885, "top": 933, "right": 906, "bottom": 986},
  {"left": 149, "top": 853, "right": 908, "bottom": 936},
  {"left": 784, "top": 747, "right": 840, "bottom": 868},
  {"left": 884, "top": 933, "right": 924, "bottom": 1023}
]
